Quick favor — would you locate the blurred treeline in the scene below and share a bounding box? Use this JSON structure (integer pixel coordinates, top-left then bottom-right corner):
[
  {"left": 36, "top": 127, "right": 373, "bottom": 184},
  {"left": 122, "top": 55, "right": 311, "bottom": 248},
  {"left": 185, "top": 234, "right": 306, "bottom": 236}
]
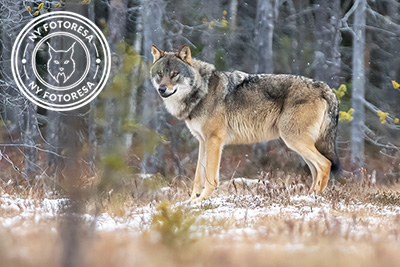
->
[{"left": 0, "top": 0, "right": 400, "bottom": 187}]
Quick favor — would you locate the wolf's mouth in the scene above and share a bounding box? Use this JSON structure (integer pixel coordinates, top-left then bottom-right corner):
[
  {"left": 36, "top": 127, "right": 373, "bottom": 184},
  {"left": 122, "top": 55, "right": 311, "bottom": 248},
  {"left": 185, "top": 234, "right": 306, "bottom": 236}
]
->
[{"left": 161, "top": 88, "right": 177, "bottom": 98}]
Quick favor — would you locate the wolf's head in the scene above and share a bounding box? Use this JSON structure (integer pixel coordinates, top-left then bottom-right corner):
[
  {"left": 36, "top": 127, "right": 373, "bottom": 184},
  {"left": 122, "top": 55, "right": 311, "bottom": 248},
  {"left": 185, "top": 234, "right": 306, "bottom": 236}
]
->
[
  {"left": 150, "top": 45, "right": 195, "bottom": 99},
  {"left": 150, "top": 45, "right": 215, "bottom": 120},
  {"left": 47, "top": 42, "right": 76, "bottom": 84}
]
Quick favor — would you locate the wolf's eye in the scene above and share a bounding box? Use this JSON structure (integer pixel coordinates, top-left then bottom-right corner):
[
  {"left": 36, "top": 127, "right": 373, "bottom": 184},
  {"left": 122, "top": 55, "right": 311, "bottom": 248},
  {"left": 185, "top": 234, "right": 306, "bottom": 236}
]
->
[
  {"left": 54, "top": 60, "right": 59, "bottom": 64},
  {"left": 64, "top": 60, "right": 70, "bottom": 64},
  {"left": 171, "top": 72, "right": 179, "bottom": 78},
  {"left": 157, "top": 71, "right": 163, "bottom": 77}
]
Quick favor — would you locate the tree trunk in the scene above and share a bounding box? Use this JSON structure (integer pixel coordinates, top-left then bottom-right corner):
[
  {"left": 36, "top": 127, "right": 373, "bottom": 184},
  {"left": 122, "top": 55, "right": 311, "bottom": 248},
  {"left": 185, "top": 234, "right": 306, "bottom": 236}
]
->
[
  {"left": 107, "top": 0, "right": 128, "bottom": 51},
  {"left": 351, "top": 0, "right": 366, "bottom": 180},
  {"left": 47, "top": 1, "right": 90, "bottom": 178},
  {"left": 254, "top": 0, "right": 275, "bottom": 74},
  {"left": 46, "top": 36, "right": 62, "bottom": 177},
  {"left": 201, "top": 0, "right": 221, "bottom": 63},
  {"left": 314, "top": 0, "right": 341, "bottom": 88},
  {"left": 230, "top": 0, "right": 239, "bottom": 31},
  {"left": 103, "top": 0, "right": 128, "bottom": 150},
  {"left": 0, "top": 1, "right": 24, "bottom": 142},
  {"left": 133, "top": 2, "right": 143, "bottom": 53},
  {"left": 140, "top": 0, "right": 166, "bottom": 174},
  {"left": 124, "top": 0, "right": 142, "bottom": 149},
  {"left": 288, "top": 0, "right": 300, "bottom": 75},
  {"left": 56, "top": 5, "right": 90, "bottom": 267},
  {"left": 23, "top": 41, "right": 39, "bottom": 180},
  {"left": 24, "top": 104, "right": 38, "bottom": 180},
  {"left": 0, "top": 1, "right": 35, "bottom": 181},
  {"left": 253, "top": 0, "right": 277, "bottom": 161},
  {"left": 87, "top": 2, "right": 97, "bottom": 166}
]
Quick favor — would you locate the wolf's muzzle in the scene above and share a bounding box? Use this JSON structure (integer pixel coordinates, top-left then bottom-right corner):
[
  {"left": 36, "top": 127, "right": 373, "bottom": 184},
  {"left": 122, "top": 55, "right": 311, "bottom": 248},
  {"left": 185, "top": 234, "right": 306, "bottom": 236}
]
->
[{"left": 158, "top": 86, "right": 177, "bottom": 98}]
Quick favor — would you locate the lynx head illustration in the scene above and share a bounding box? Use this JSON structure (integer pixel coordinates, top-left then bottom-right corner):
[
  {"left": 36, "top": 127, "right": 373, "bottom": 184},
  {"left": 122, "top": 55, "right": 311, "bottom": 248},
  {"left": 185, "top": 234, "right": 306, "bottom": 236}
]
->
[{"left": 47, "top": 42, "right": 76, "bottom": 84}]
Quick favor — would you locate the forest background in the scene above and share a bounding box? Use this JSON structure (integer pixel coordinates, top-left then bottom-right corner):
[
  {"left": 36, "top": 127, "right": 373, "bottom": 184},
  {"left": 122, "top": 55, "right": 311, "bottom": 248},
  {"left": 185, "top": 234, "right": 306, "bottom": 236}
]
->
[{"left": 0, "top": 0, "right": 400, "bottom": 195}]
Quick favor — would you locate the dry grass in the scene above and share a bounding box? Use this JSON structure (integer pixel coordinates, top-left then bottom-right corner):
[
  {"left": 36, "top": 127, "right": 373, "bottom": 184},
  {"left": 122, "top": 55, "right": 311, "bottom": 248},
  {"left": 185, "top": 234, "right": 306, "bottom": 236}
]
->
[{"left": 1, "top": 171, "right": 400, "bottom": 267}]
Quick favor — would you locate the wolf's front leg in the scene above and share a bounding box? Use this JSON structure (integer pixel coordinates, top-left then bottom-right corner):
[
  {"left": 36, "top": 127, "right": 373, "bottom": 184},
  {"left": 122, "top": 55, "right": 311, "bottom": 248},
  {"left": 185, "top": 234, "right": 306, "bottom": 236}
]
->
[
  {"left": 192, "top": 136, "right": 224, "bottom": 203},
  {"left": 190, "top": 139, "right": 206, "bottom": 200}
]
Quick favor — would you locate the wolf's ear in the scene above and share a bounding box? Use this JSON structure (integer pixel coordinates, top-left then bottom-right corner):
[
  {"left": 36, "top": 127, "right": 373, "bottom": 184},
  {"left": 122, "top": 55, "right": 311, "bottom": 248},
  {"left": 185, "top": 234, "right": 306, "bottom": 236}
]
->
[
  {"left": 151, "top": 45, "right": 164, "bottom": 63},
  {"left": 178, "top": 45, "right": 192, "bottom": 65}
]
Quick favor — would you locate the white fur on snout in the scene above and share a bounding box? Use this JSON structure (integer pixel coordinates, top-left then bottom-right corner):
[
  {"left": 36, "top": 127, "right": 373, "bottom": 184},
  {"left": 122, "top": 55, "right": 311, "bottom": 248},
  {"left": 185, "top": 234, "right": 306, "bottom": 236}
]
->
[{"left": 161, "top": 77, "right": 192, "bottom": 119}]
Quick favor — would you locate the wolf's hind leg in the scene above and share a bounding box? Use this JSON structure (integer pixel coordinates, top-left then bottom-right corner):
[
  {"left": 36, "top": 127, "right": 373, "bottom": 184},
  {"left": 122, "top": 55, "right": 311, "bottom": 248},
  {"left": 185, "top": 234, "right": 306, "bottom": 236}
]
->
[
  {"left": 304, "top": 159, "right": 317, "bottom": 192},
  {"left": 192, "top": 135, "right": 224, "bottom": 203},
  {"left": 281, "top": 136, "right": 331, "bottom": 194},
  {"left": 279, "top": 100, "right": 332, "bottom": 194},
  {"left": 190, "top": 139, "right": 206, "bottom": 200},
  {"left": 317, "top": 160, "right": 331, "bottom": 193}
]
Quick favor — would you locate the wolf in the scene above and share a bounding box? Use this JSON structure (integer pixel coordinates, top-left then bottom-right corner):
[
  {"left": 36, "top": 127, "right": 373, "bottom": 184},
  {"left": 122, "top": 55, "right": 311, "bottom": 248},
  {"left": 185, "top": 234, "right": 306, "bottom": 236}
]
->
[
  {"left": 47, "top": 42, "right": 76, "bottom": 84},
  {"left": 150, "top": 45, "right": 340, "bottom": 203}
]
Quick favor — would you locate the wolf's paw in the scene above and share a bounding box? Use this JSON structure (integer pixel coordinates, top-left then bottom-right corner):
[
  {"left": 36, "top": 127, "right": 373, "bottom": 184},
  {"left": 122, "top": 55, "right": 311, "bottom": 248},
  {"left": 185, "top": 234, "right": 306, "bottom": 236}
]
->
[
  {"left": 189, "top": 193, "right": 200, "bottom": 200},
  {"left": 187, "top": 195, "right": 206, "bottom": 204},
  {"left": 308, "top": 188, "right": 316, "bottom": 195}
]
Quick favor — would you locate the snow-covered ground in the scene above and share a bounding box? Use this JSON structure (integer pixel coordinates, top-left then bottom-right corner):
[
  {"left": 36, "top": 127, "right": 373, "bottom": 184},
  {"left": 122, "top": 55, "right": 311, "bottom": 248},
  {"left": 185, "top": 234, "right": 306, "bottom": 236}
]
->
[
  {"left": 2, "top": 182, "right": 400, "bottom": 267},
  {"left": 1, "top": 191, "right": 399, "bottom": 243}
]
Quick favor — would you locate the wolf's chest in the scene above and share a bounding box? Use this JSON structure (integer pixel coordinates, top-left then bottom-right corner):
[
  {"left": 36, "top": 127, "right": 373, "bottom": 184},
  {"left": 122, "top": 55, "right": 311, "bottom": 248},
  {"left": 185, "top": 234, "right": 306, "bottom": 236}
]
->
[{"left": 185, "top": 119, "right": 206, "bottom": 141}]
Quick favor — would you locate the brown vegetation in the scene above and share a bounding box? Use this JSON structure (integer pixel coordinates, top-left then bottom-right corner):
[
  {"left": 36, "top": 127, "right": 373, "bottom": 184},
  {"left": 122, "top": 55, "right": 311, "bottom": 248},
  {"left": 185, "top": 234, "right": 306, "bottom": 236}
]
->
[{"left": 1, "top": 170, "right": 400, "bottom": 267}]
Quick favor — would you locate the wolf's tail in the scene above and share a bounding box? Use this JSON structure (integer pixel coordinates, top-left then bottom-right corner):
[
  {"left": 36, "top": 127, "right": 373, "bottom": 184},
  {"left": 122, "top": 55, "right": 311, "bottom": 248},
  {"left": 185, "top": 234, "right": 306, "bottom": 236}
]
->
[{"left": 315, "top": 85, "right": 341, "bottom": 178}]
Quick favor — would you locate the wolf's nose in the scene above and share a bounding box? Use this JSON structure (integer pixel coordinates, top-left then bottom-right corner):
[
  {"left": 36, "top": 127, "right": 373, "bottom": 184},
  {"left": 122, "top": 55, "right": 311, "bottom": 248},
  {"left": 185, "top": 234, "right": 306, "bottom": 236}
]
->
[
  {"left": 158, "top": 86, "right": 167, "bottom": 95},
  {"left": 60, "top": 67, "right": 64, "bottom": 71}
]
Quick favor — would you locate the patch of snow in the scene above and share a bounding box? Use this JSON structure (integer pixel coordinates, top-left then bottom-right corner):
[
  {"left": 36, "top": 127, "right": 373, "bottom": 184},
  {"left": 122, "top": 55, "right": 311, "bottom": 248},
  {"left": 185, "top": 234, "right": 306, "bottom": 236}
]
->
[
  {"left": 160, "top": 186, "right": 170, "bottom": 192},
  {"left": 1, "top": 192, "right": 399, "bottom": 245},
  {"left": 230, "top": 178, "right": 261, "bottom": 185},
  {"left": 137, "top": 173, "right": 156, "bottom": 179}
]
